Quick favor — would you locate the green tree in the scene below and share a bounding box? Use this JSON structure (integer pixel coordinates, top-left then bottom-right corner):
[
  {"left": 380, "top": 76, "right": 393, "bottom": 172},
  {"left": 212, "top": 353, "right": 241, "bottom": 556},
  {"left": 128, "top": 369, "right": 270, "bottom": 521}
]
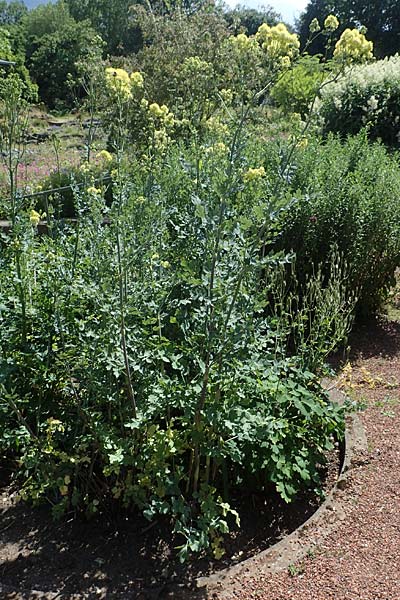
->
[
  {"left": 27, "top": 20, "right": 103, "bottom": 108},
  {"left": 23, "top": 0, "right": 75, "bottom": 40},
  {"left": 298, "top": 0, "right": 400, "bottom": 57},
  {"left": 133, "top": 6, "right": 229, "bottom": 108},
  {"left": 224, "top": 4, "right": 281, "bottom": 36},
  {"left": 0, "top": 27, "right": 36, "bottom": 100},
  {"left": 65, "top": 0, "right": 141, "bottom": 55},
  {"left": 0, "top": 0, "right": 27, "bottom": 26}
]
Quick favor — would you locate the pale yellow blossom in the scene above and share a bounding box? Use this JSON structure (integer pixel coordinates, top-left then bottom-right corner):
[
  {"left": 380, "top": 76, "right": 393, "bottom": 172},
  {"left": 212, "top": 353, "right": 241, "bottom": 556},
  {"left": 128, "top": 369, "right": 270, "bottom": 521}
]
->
[
  {"left": 243, "top": 166, "right": 266, "bottom": 182},
  {"left": 324, "top": 15, "right": 339, "bottom": 31},
  {"left": 30, "top": 209, "right": 41, "bottom": 226}
]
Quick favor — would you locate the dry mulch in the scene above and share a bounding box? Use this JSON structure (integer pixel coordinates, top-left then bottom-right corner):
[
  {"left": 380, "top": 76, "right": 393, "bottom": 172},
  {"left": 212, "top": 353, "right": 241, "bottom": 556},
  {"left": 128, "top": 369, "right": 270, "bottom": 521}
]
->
[{"left": 219, "top": 317, "right": 400, "bottom": 600}]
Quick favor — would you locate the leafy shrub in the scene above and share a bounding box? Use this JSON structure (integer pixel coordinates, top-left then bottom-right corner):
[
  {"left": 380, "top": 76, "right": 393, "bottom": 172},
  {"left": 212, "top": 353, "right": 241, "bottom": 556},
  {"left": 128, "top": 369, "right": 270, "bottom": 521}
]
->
[
  {"left": 0, "top": 26, "right": 36, "bottom": 100},
  {"left": 26, "top": 19, "right": 103, "bottom": 109},
  {"left": 0, "top": 139, "right": 348, "bottom": 561},
  {"left": 274, "top": 133, "right": 400, "bottom": 314},
  {"left": 1, "top": 28, "right": 372, "bottom": 562},
  {"left": 35, "top": 159, "right": 114, "bottom": 218},
  {"left": 223, "top": 4, "right": 280, "bottom": 36},
  {"left": 317, "top": 55, "right": 400, "bottom": 145},
  {"left": 131, "top": 7, "right": 230, "bottom": 113},
  {"left": 271, "top": 54, "right": 325, "bottom": 117}
]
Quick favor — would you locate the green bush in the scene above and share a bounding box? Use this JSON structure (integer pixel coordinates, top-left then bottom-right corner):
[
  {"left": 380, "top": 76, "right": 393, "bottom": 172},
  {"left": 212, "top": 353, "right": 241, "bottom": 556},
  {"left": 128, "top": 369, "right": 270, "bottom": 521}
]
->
[
  {"left": 317, "top": 55, "right": 400, "bottom": 145},
  {"left": 0, "top": 26, "right": 36, "bottom": 100},
  {"left": 271, "top": 54, "right": 325, "bottom": 117},
  {"left": 26, "top": 18, "right": 103, "bottom": 109},
  {"left": 0, "top": 139, "right": 348, "bottom": 561},
  {"left": 36, "top": 162, "right": 113, "bottom": 218},
  {"left": 274, "top": 133, "right": 400, "bottom": 314}
]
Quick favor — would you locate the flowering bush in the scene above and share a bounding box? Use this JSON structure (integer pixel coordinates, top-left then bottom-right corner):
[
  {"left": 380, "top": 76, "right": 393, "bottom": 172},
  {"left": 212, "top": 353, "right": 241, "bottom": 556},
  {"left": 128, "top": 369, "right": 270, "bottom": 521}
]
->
[
  {"left": 1, "top": 115, "right": 351, "bottom": 560},
  {"left": 101, "top": 66, "right": 176, "bottom": 157},
  {"left": 2, "top": 11, "right": 397, "bottom": 566},
  {"left": 317, "top": 55, "right": 400, "bottom": 145}
]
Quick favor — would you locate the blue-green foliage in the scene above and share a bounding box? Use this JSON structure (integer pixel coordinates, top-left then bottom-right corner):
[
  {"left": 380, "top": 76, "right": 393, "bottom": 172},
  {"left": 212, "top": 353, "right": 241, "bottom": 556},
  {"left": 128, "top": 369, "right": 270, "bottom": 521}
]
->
[
  {"left": 274, "top": 133, "right": 400, "bottom": 314},
  {"left": 0, "top": 139, "right": 347, "bottom": 560}
]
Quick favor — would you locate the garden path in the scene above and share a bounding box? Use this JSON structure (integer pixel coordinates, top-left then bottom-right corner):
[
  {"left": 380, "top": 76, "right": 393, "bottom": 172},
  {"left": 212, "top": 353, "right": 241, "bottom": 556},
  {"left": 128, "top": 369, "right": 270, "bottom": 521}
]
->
[{"left": 221, "top": 318, "right": 400, "bottom": 600}]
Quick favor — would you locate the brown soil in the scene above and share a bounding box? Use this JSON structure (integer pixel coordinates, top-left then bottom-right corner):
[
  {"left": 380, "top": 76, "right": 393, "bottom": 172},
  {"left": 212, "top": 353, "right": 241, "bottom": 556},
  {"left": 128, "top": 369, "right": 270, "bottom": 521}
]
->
[
  {"left": 0, "top": 404, "right": 341, "bottom": 597},
  {"left": 0, "top": 460, "right": 340, "bottom": 599}
]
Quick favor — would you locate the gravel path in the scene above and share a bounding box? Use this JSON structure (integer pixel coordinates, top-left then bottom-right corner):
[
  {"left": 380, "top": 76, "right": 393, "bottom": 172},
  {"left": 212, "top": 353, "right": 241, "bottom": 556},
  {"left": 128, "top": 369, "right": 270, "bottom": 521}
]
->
[{"left": 219, "top": 319, "right": 400, "bottom": 600}]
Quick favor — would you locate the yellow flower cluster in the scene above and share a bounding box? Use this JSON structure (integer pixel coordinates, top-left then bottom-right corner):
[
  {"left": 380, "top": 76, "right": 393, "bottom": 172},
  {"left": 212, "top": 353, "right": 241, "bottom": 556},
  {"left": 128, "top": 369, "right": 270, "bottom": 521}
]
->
[
  {"left": 309, "top": 18, "right": 321, "bottom": 33},
  {"left": 148, "top": 102, "right": 174, "bottom": 127},
  {"left": 105, "top": 68, "right": 144, "bottom": 100},
  {"left": 87, "top": 186, "right": 102, "bottom": 196},
  {"left": 243, "top": 166, "right": 266, "bottom": 182},
  {"left": 105, "top": 67, "right": 132, "bottom": 100},
  {"left": 79, "top": 161, "right": 91, "bottom": 174},
  {"left": 96, "top": 149, "right": 113, "bottom": 163},
  {"left": 130, "top": 71, "right": 144, "bottom": 89},
  {"left": 204, "top": 142, "right": 228, "bottom": 156},
  {"left": 296, "top": 137, "right": 308, "bottom": 149},
  {"left": 334, "top": 28, "right": 373, "bottom": 63},
  {"left": 324, "top": 14, "right": 339, "bottom": 31},
  {"left": 229, "top": 33, "right": 257, "bottom": 52},
  {"left": 183, "top": 55, "right": 212, "bottom": 73},
  {"left": 220, "top": 88, "right": 233, "bottom": 104},
  {"left": 205, "top": 116, "right": 229, "bottom": 137},
  {"left": 29, "top": 209, "right": 41, "bottom": 226},
  {"left": 256, "top": 23, "right": 300, "bottom": 60}
]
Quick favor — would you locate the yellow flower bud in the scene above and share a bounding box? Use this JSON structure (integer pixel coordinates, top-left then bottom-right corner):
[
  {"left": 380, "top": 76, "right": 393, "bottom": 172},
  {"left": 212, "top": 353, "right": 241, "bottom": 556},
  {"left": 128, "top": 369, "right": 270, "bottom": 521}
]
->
[
  {"left": 324, "top": 15, "right": 339, "bottom": 31},
  {"left": 30, "top": 209, "right": 41, "bottom": 226},
  {"left": 309, "top": 18, "right": 321, "bottom": 33},
  {"left": 243, "top": 167, "right": 266, "bottom": 183},
  {"left": 97, "top": 150, "right": 113, "bottom": 163}
]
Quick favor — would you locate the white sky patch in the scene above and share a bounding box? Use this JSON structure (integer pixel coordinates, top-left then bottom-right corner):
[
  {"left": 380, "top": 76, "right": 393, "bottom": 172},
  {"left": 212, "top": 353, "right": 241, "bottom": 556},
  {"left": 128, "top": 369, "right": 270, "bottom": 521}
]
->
[{"left": 223, "top": 0, "right": 309, "bottom": 25}]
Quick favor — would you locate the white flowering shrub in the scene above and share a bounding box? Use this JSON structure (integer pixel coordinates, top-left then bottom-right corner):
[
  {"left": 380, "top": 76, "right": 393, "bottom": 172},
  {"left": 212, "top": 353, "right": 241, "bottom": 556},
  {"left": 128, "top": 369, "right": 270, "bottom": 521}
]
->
[{"left": 318, "top": 55, "right": 400, "bottom": 145}]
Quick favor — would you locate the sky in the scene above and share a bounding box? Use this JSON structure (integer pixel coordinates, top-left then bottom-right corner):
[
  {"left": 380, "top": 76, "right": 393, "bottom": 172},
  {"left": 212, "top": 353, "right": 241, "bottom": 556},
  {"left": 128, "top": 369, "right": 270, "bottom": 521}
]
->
[
  {"left": 224, "top": 0, "right": 309, "bottom": 24},
  {"left": 23, "top": 0, "right": 309, "bottom": 25}
]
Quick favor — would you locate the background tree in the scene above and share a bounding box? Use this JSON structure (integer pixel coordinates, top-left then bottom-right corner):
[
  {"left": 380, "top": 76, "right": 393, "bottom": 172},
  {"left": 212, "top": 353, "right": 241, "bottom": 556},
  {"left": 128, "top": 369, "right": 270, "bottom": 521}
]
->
[
  {"left": 223, "top": 4, "right": 281, "bottom": 36},
  {"left": 65, "top": 0, "right": 141, "bottom": 55},
  {"left": 27, "top": 24, "right": 103, "bottom": 108},
  {"left": 0, "top": 26, "right": 36, "bottom": 100},
  {"left": 297, "top": 0, "right": 400, "bottom": 57},
  {"left": 131, "top": 6, "right": 229, "bottom": 108},
  {"left": 0, "top": 0, "right": 27, "bottom": 26}
]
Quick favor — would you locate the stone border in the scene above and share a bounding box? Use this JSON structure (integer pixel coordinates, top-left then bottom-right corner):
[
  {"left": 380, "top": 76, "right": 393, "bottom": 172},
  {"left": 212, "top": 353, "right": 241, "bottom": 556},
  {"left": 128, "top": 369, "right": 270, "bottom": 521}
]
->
[{"left": 197, "top": 387, "right": 367, "bottom": 597}]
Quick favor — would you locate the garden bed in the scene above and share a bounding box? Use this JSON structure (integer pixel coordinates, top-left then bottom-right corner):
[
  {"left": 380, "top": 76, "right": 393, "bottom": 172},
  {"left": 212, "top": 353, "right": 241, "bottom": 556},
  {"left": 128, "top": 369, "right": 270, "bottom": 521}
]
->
[{"left": 0, "top": 441, "right": 341, "bottom": 599}]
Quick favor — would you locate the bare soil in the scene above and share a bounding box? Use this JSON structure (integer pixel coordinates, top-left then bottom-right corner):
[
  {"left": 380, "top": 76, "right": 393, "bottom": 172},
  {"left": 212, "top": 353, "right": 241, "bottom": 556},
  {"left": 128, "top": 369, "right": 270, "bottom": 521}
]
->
[{"left": 0, "top": 403, "right": 341, "bottom": 597}]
